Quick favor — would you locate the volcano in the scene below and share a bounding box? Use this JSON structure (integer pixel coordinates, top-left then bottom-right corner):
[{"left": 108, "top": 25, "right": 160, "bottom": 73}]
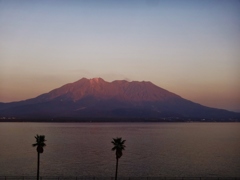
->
[{"left": 0, "top": 78, "right": 239, "bottom": 121}]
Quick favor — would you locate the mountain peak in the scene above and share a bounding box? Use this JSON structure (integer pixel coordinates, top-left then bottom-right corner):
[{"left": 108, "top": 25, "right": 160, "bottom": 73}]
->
[
  {"left": 89, "top": 77, "right": 105, "bottom": 83},
  {"left": 33, "top": 77, "right": 178, "bottom": 102}
]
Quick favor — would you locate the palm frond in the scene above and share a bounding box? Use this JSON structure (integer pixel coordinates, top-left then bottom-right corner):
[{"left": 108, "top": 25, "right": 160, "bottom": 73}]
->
[
  {"left": 33, "top": 134, "right": 46, "bottom": 148},
  {"left": 111, "top": 137, "right": 126, "bottom": 159},
  {"left": 32, "top": 143, "right": 38, "bottom": 147}
]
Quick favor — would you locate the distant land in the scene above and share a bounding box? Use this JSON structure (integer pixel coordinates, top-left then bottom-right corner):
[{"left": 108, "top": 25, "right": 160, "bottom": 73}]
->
[{"left": 0, "top": 78, "right": 239, "bottom": 122}]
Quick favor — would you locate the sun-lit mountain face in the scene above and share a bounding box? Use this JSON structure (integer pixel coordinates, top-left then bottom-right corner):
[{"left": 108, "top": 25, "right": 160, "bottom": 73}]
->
[
  {"left": 0, "top": 78, "right": 239, "bottom": 120},
  {"left": 34, "top": 77, "right": 180, "bottom": 103}
]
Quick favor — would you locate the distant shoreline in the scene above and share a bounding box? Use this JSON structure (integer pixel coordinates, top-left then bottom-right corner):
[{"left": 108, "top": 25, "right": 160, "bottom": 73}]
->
[{"left": 0, "top": 117, "right": 239, "bottom": 123}]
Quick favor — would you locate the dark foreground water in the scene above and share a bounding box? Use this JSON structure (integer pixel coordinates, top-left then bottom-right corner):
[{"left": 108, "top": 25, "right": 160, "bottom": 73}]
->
[{"left": 0, "top": 123, "right": 240, "bottom": 177}]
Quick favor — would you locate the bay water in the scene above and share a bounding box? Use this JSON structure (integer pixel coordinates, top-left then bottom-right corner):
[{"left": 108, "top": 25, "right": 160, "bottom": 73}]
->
[{"left": 0, "top": 122, "right": 240, "bottom": 177}]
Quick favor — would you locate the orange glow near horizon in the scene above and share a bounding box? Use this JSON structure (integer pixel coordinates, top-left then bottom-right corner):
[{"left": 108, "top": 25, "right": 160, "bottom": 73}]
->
[{"left": 0, "top": 1, "right": 239, "bottom": 112}]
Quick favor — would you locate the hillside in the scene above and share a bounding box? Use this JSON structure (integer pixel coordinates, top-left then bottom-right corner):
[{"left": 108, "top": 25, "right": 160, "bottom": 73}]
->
[{"left": 0, "top": 78, "right": 239, "bottom": 121}]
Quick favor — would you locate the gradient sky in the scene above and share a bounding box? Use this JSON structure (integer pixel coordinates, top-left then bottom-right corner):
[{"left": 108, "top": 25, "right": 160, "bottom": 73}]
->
[{"left": 0, "top": 0, "right": 240, "bottom": 112}]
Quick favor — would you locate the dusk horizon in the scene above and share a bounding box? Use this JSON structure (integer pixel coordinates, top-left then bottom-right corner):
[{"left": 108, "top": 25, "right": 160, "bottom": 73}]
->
[
  {"left": 1, "top": 77, "right": 239, "bottom": 121},
  {"left": 1, "top": 77, "right": 240, "bottom": 114},
  {"left": 1, "top": 0, "right": 240, "bottom": 112}
]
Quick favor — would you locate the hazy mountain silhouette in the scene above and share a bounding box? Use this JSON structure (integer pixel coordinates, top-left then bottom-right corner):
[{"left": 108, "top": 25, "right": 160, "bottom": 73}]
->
[{"left": 0, "top": 78, "right": 239, "bottom": 120}]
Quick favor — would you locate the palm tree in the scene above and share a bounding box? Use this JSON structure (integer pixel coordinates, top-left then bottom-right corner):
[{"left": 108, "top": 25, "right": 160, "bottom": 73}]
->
[
  {"left": 32, "top": 135, "right": 46, "bottom": 180},
  {"left": 111, "top": 137, "right": 126, "bottom": 180}
]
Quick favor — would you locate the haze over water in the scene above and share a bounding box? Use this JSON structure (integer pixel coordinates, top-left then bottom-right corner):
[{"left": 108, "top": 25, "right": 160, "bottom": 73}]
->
[{"left": 0, "top": 123, "right": 240, "bottom": 177}]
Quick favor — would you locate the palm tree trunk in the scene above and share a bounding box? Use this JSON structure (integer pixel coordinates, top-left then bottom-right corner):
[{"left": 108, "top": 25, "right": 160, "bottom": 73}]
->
[
  {"left": 115, "top": 158, "right": 118, "bottom": 180},
  {"left": 37, "top": 152, "right": 40, "bottom": 180}
]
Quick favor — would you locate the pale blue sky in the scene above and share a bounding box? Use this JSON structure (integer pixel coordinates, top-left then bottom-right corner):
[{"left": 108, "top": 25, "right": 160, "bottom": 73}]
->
[{"left": 0, "top": 0, "right": 240, "bottom": 111}]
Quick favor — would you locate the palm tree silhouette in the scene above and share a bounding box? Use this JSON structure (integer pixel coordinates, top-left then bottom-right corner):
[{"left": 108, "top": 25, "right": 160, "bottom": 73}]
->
[
  {"left": 111, "top": 137, "right": 126, "bottom": 180},
  {"left": 32, "top": 135, "right": 46, "bottom": 180}
]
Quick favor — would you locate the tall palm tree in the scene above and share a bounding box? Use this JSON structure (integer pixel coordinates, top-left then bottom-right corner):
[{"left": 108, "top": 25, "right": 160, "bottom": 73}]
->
[
  {"left": 32, "top": 135, "right": 46, "bottom": 180},
  {"left": 111, "top": 137, "right": 126, "bottom": 180}
]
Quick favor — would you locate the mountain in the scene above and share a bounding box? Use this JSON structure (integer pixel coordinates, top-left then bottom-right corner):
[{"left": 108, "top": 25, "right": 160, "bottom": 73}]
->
[{"left": 0, "top": 78, "right": 239, "bottom": 121}]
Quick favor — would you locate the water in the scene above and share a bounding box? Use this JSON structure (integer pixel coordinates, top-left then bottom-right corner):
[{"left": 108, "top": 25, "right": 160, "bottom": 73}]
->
[{"left": 0, "top": 123, "right": 240, "bottom": 177}]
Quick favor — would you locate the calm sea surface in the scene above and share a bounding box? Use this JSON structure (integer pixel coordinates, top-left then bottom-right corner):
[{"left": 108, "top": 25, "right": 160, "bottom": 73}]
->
[{"left": 0, "top": 122, "right": 240, "bottom": 177}]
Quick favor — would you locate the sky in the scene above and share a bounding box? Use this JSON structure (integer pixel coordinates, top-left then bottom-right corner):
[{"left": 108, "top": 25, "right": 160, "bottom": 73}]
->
[{"left": 0, "top": 0, "right": 240, "bottom": 112}]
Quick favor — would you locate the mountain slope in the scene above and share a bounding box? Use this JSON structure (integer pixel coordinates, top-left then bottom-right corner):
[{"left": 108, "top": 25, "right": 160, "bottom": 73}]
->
[{"left": 0, "top": 78, "right": 239, "bottom": 120}]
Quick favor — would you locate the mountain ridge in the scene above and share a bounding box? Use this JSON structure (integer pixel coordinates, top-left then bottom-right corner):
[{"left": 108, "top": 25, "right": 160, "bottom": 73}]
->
[
  {"left": 31, "top": 77, "right": 181, "bottom": 103},
  {"left": 0, "top": 77, "right": 239, "bottom": 121}
]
